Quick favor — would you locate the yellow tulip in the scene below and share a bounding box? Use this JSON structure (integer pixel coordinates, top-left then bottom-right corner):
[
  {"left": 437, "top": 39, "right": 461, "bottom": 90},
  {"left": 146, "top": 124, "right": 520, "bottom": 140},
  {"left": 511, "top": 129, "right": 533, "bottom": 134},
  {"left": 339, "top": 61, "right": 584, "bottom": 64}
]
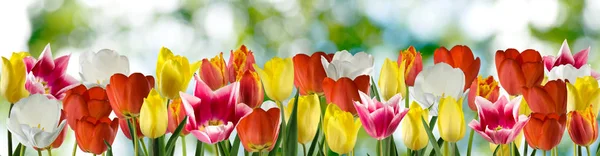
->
[
  {"left": 1, "top": 52, "right": 30, "bottom": 103},
  {"left": 156, "top": 47, "right": 201, "bottom": 99},
  {"left": 567, "top": 76, "right": 600, "bottom": 115},
  {"left": 323, "top": 104, "right": 361, "bottom": 154},
  {"left": 437, "top": 95, "right": 466, "bottom": 142},
  {"left": 139, "top": 89, "right": 168, "bottom": 138},
  {"left": 401, "top": 102, "right": 429, "bottom": 150},
  {"left": 284, "top": 93, "right": 321, "bottom": 144},
  {"left": 378, "top": 58, "right": 407, "bottom": 101},
  {"left": 253, "top": 57, "right": 294, "bottom": 102}
]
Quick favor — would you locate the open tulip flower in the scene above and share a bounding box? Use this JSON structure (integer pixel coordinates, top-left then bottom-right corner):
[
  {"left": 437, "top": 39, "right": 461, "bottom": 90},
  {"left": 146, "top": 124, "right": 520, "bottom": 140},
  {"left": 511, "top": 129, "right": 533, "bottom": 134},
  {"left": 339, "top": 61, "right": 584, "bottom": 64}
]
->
[
  {"left": 378, "top": 58, "right": 407, "bottom": 101},
  {"left": 434, "top": 45, "right": 481, "bottom": 91},
  {"left": 79, "top": 49, "right": 130, "bottom": 85},
  {"left": 354, "top": 91, "right": 408, "bottom": 140},
  {"left": 24, "top": 44, "right": 78, "bottom": 100},
  {"left": 544, "top": 40, "right": 597, "bottom": 82},
  {"left": 495, "top": 49, "right": 544, "bottom": 95},
  {"left": 1, "top": 52, "right": 30, "bottom": 103},
  {"left": 323, "top": 104, "right": 362, "bottom": 155},
  {"left": 106, "top": 73, "right": 155, "bottom": 118},
  {"left": 293, "top": 52, "right": 333, "bottom": 95},
  {"left": 437, "top": 95, "right": 466, "bottom": 143},
  {"left": 180, "top": 77, "right": 252, "bottom": 144},
  {"left": 284, "top": 93, "right": 321, "bottom": 144},
  {"left": 566, "top": 76, "right": 600, "bottom": 146},
  {"left": 156, "top": 47, "right": 201, "bottom": 99},
  {"left": 167, "top": 98, "right": 190, "bottom": 135},
  {"left": 322, "top": 75, "right": 370, "bottom": 114},
  {"left": 467, "top": 76, "right": 500, "bottom": 111},
  {"left": 522, "top": 80, "right": 567, "bottom": 150},
  {"left": 199, "top": 52, "right": 229, "bottom": 91},
  {"left": 397, "top": 46, "right": 423, "bottom": 86},
  {"left": 237, "top": 107, "right": 281, "bottom": 152},
  {"left": 228, "top": 45, "right": 256, "bottom": 82},
  {"left": 401, "top": 102, "right": 429, "bottom": 151},
  {"left": 253, "top": 57, "right": 294, "bottom": 103},
  {"left": 411, "top": 63, "right": 465, "bottom": 116},
  {"left": 6, "top": 94, "right": 67, "bottom": 149},
  {"left": 469, "top": 96, "right": 529, "bottom": 144},
  {"left": 321, "top": 50, "right": 374, "bottom": 80}
]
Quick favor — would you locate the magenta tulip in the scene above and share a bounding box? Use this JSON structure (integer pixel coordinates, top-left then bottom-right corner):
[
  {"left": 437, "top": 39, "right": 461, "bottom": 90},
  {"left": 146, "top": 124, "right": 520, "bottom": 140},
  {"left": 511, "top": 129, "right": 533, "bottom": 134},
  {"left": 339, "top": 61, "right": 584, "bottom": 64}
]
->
[
  {"left": 469, "top": 96, "right": 529, "bottom": 144},
  {"left": 354, "top": 91, "right": 408, "bottom": 140},
  {"left": 24, "top": 44, "right": 78, "bottom": 100},
  {"left": 180, "top": 75, "right": 252, "bottom": 144}
]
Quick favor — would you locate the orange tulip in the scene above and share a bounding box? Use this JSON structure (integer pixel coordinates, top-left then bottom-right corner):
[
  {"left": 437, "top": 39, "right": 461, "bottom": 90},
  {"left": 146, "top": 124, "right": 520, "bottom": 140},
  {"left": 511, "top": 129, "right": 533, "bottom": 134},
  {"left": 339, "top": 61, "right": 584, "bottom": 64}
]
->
[
  {"left": 199, "top": 53, "right": 229, "bottom": 90},
  {"left": 293, "top": 52, "right": 334, "bottom": 95},
  {"left": 239, "top": 70, "right": 264, "bottom": 108},
  {"left": 467, "top": 76, "right": 500, "bottom": 111},
  {"left": 75, "top": 117, "right": 119, "bottom": 154},
  {"left": 434, "top": 45, "right": 481, "bottom": 91},
  {"left": 398, "top": 46, "right": 423, "bottom": 86},
  {"left": 567, "top": 107, "right": 598, "bottom": 146},
  {"left": 106, "top": 73, "right": 155, "bottom": 118},
  {"left": 236, "top": 107, "right": 281, "bottom": 152},
  {"left": 167, "top": 98, "right": 189, "bottom": 135},
  {"left": 522, "top": 80, "right": 567, "bottom": 150},
  {"left": 495, "top": 49, "right": 544, "bottom": 95},
  {"left": 522, "top": 80, "right": 567, "bottom": 114},
  {"left": 119, "top": 118, "right": 143, "bottom": 140},
  {"left": 228, "top": 45, "right": 256, "bottom": 82},
  {"left": 322, "top": 75, "right": 370, "bottom": 114}
]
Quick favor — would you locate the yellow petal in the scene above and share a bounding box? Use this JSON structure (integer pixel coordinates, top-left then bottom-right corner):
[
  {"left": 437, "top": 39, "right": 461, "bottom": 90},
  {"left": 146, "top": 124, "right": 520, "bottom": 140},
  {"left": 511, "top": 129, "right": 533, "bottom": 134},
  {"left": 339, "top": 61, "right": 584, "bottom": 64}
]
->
[
  {"left": 156, "top": 47, "right": 174, "bottom": 82},
  {"left": 255, "top": 57, "right": 294, "bottom": 102},
  {"left": 140, "top": 89, "right": 168, "bottom": 138},
  {"left": 158, "top": 60, "right": 185, "bottom": 99},
  {"left": 1, "top": 52, "right": 30, "bottom": 103},
  {"left": 437, "top": 96, "right": 465, "bottom": 142},
  {"left": 401, "top": 102, "right": 429, "bottom": 150}
]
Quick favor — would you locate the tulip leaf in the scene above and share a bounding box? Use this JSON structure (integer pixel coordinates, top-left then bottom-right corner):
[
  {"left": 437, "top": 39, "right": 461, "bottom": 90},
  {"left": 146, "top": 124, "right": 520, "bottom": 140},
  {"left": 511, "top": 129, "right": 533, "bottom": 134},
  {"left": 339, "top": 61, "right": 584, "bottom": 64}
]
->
[
  {"left": 390, "top": 137, "right": 398, "bottom": 156},
  {"left": 195, "top": 140, "right": 204, "bottom": 156},
  {"left": 165, "top": 116, "right": 188, "bottom": 155},
  {"left": 530, "top": 149, "right": 536, "bottom": 156},
  {"left": 218, "top": 141, "right": 230, "bottom": 156},
  {"left": 284, "top": 91, "right": 300, "bottom": 156},
  {"left": 421, "top": 116, "right": 442, "bottom": 156},
  {"left": 512, "top": 143, "right": 521, "bottom": 156},
  {"left": 317, "top": 135, "right": 326, "bottom": 156},
  {"left": 12, "top": 143, "right": 25, "bottom": 156},
  {"left": 307, "top": 122, "right": 321, "bottom": 156},
  {"left": 428, "top": 138, "right": 443, "bottom": 156},
  {"left": 104, "top": 140, "right": 114, "bottom": 156},
  {"left": 492, "top": 145, "right": 500, "bottom": 156},
  {"left": 229, "top": 135, "right": 241, "bottom": 156},
  {"left": 370, "top": 78, "right": 382, "bottom": 101}
]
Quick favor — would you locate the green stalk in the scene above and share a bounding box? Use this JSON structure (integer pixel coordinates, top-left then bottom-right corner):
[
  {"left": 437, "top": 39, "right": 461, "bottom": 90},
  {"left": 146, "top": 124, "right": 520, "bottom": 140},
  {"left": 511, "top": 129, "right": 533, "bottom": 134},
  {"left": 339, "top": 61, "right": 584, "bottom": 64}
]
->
[
  {"left": 499, "top": 144, "right": 503, "bottom": 156},
  {"left": 378, "top": 140, "right": 383, "bottom": 156},
  {"left": 20, "top": 144, "right": 25, "bottom": 156},
  {"left": 214, "top": 144, "right": 219, "bottom": 156},
  {"left": 7, "top": 104, "right": 14, "bottom": 156},
  {"left": 277, "top": 100, "right": 287, "bottom": 156},
  {"left": 466, "top": 113, "right": 478, "bottom": 156},
  {"left": 128, "top": 118, "right": 139, "bottom": 156},
  {"left": 181, "top": 136, "right": 187, "bottom": 156},
  {"left": 523, "top": 140, "right": 528, "bottom": 156},
  {"left": 195, "top": 140, "right": 204, "bottom": 156},
  {"left": 72, "top": 141, "right": 77, "bottom": 156},
  {"left": 47, "top": 149, "right": 52, "bottom": 156},
  {"left": 37, "top": 149, "right": 42, "bottom": 156},
  {"left": 586, "top": 146, "right": 591, "bottom": 156},
  {"left": 140, "top": 138, "right": 149, "bottom": 156},
  {"left": 302, "top": 144, "right": 307, "bottom": 156}
]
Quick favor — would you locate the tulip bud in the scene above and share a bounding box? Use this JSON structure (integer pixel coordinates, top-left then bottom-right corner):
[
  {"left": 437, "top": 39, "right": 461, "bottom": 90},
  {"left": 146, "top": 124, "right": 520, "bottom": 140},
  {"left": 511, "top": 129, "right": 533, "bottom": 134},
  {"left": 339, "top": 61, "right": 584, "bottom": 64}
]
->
[
  {"left": 0, "top": 52, "right": 30, "bottom": 103},
  {"left": 437, "top": 96, "right": 466, "bottom": 142},
  {"left": 139, "top": 89, "right": 168, "bottom": 138},
  {"left": 199, "top": 52, "right": 229, "bottom": 90},
  {"left": 239, "top": 70, "right": 264, "bottom": 108},
  {"left": 284, "top": 93, "right": 321, "bottom": 144},
  {"left": 323, "top": 104, "right": 362, "bottom": 154},
  {"left": 156, "top": 47, "right": 200, "bottom": 99},
  {"left": 401, "top": 102, "right": 429, "bottom": 150},
  {"left": 253, "top": 57, "right": 294, "bottom": 102}
]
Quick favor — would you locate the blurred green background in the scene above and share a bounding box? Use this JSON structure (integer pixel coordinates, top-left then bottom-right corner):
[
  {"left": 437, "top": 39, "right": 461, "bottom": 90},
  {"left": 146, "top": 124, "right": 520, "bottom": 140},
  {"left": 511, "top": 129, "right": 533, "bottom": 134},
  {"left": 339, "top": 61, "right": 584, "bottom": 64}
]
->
[{"left": 1, "top": 0, "right": 599, "bottom": 155}]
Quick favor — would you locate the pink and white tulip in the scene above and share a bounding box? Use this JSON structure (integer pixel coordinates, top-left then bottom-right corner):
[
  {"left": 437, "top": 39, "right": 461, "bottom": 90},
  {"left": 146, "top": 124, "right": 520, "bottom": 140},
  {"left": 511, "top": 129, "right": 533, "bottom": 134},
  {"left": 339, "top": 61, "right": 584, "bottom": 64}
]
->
[
  {"left": 180, "top": 75, "right": 252, "bottom": 144},
  {"left": 543, "top": 39, "right": 597, "bottom": 82},
  {"left": 24, "top": 44, "right": 78, "bottom": 100},
  {"left": 354, "top": 91, "right": 408, "bottom": 140},
  {"left": 468, "top": 96, "right": 529, "bottom": 144}
]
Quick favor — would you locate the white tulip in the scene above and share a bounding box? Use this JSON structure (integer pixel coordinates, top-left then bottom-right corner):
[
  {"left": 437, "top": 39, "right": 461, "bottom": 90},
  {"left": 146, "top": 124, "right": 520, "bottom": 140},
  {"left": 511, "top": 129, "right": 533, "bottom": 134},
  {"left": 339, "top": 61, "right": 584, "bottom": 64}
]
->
[
  {"left": 79, "top": 49, "right": 130, "bottom": 86},
  {"left": 321, "top": 50, "right": 374, "bottom": 80},
  {"left": 6, "top": 94, "right": 67, "bottom": 148},
  {"left": 546, "top": 64, "right": 591, "bottom": 83},
  {"left": 411, "top": 63, "right": 465, "bottom": 116}
]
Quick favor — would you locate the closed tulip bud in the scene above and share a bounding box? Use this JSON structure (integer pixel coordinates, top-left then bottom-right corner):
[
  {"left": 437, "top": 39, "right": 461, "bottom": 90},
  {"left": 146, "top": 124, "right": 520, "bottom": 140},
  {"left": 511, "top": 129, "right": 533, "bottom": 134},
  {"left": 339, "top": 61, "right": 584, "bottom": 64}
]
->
[
  {"left": 293, "top": 52, "right": 334, "bottom": 95},
  {"left": 199, "top": 52, "right": 229, "bottom": 90},
  {"left": 401, "top": 102, "right": 429, "bottom": 150},
  {"left": 139, "top": 89, "right": 168, "bottom": 138},
  {"left": 323, "top": 104, "right": 362, "bottom": 154},
  {"left": 284, "top": 93, "right": 321, "bottom": 144},
  {"left": 378, "top": 58, "right": 407, "bottom": 101},
  {"left": 167, "top": 98, "right": 189, "bottom": 135},
  {"left": 239, "top": 70, "right": 264, "bottom": 108},
  {"left": 253, "top": 57, "right": 294, "bottom": 103},
  {"left": 398, "top": 46, "right": 423, "bottom": 86},
  {"left": 467, "top": 76, "right": 500, "bottom": 111},
  {"left": 1, "top": 52, "right": 30, "bottom": 103},
  {"left": 156, "top": 47, "right": 200, "bottom": 99},
  {"left": 567, "top": 107, "right": 598, "bottom": 146},
  {"left": 495, "top": 49, "right": 544, "bottom": 95},
  {"left": 437, "top": 96, "right": 466, "bottom": 142},
  {"left": 237, "top": 107, "right": 281, "bottom": 152}
]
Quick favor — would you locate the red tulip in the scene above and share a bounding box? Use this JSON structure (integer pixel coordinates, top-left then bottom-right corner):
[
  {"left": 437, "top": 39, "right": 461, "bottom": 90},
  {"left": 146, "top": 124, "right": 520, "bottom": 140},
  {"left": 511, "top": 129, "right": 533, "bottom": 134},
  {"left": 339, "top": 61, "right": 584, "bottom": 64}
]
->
[
  {"left": 106, "top": 73, "right": 155, "bottom": 118},
  {"left": 322, "top": 75, "right": 370, "bottom": 114},
  {"left": 398, "top": 46, "right": 423, "bottom": 86},
  {"left": 467, "top": 76, "right": 500, "bottom": 111},
  {"left": 236, "top": 107, "right": 281, "bottom": 152},
  {"left": 239, "top": 70, "right": 264, "bottom": 108},
  {"left": 293, "top": 52, "right": 334, "bottom": 95},
  {"left": 522, "top": 80, "right": 567, "bottom": 150},
  {"left": 228, "top": 45, "right": 256, "bottom": 82},
  {"left": 522, "top": 80, "right": 567, "bottom": 114},
  {"left": 567, "top": 108, "right": 598, "bottom": 146},
  {"left": 199, "top": 53, "right": 229, "bottom": 90},
  {"left": 434, "top": 45, "right": 481, "bottom": 91},
  {"left": 495, "top": 49, "right": 544, "bottom": 95}
]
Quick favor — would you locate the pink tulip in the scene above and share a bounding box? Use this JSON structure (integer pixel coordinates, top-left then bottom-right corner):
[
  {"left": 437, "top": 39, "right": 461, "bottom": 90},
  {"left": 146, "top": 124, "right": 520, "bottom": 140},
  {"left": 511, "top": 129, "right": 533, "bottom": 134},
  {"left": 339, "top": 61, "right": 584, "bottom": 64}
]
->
[
  {"left": 180, "top": 75, "right": 252, "bottom": 144},
  {"left": 24, "top": 44, "right": 78, "bottom": 100},
  {"left": 543, "top": 39, "right": 599, "bottom": 80},
  {"left": 354, "top": 91, "right": 408, "bottom": 140},
  {"left": 469, "top": 96, "right": 529, "bottom": 144}
]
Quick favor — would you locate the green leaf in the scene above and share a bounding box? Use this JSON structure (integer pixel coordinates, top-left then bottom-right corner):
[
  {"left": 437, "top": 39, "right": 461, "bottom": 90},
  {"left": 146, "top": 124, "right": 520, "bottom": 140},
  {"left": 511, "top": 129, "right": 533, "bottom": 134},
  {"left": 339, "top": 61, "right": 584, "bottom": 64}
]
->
[
  {"left": 230, "top": 135, "right": 241, "bottom": 156},
  {"left": 126, "top": 118, "right": 137, "bottom": 148},
  {"left": 217, "top": 142, "right": 230, "bottom": 156},
  {"left": 421, "top": 117, "right": 442, "bottom": 156},
  {"left": 390, "top": 137, "right": 398, "bottom": 156},
  {"left": 165, "top": 116, "right": 188, "bottom": 154},
  {"left": 195, "top": 140, "right": 204, "bottom": 156},
  {"left": 317, "top": 135, "right": 325, "bottom": 156},
  {"left": 370, "top": 78, "right": 381, "bottom": 101},
  {"left": 492, "top": 145, "right": 500, "bottom": 156},
  {"left": 284, "top": 91, "right": 300, "bottom": 156},
  {"left": 428, "top": 138, "right": 443, "bottom": 156},
  {"left": 513, "top": 143, "right": 521, "bottom": 156},
  {"left": 12, "top": 143, "right": 25, "bottom": 156},
  {"left": 530, "top": 149, "right": 536, "bottom": 156},
  {"left": 307, "top": 123, "right": 321, "bottom": 156},
  {"left": 104, "top": 140, "right": 113, "bottom": 156}
]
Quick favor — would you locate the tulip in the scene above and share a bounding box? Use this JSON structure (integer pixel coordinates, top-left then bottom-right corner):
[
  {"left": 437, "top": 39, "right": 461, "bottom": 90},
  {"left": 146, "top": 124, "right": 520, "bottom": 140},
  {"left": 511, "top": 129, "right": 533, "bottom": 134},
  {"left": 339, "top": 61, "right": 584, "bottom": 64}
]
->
[
  {"left": 253, "top": 57, "right": 294, "bottom": 103},
  {"left": 469, "top": 96, "right": 529, "bottom": 144},
  {"left": 323, "top": 104, "right": 362, "bottom": 154},
  {"left": 522, "top": 80, "right": 567, "bottom": 150},
  {"left": 322, "top": 75, "right": 370, "bottom": 114},
  {"left": 437, "top": 95, "right": 466, "bottom": 142},
  {"left": 522, "top": 80, "right": 567, "bottom": 114},
  {"left": 119, "top": 118, "right": 144, "bottom": 140},
  {"left": 167, "top": 98, "right": 190, "bottom": 135},
  {"left": 411, "top": 63, "right": 465, "bottom": 116},
  {"left": 567, "top": 76, "right": 600, "bottom": 114},
  {"left": 23, "top": 44, "right": 78, "bottom": 100},
  {"left": 354, "top": 91, "right": 408, "bottom": 140},
  {"left": 293, "top": 52, "right": 334, "bottom": 95},
  {"left": 75, "top": 117, "right": 119, "bottom": 154},
  {"left": 489, "top": 132, "right": 523, "bottom": 156},
  {"left": 434, "top": 45, "right": 481, "bottom": 91},
  {"left": 495, "top": 49, "right": 544, "bottom": 95},
  {"left": 565, "top": 76, "right": 600, "bottom": 146},
  {"left": 239, "top": 70, "right": 264, "bottom": 108},
  {"left": 156, "top": 47, "right": 201, "bottom": 99},
  {"left": 180, "top": 77, "right": 252, "bottom": 144},
  {"left": 106, "top": 73, "right": 155, "bottom": 118},
  {"left": 378, "top": 58, "right": 407, "bottom": 101},
  {"left": 199, "top": 52, "right": 229, "bottom": 90},
  {"left": 139, "top": 89, "right": 168, "bottom": 138},
  {"left": 79, "top": 49, "right": 130, "bottom": 85},
  {"left": 228, "top": 45, "right": 256, "bottom": 82},
  {"left": 237, "top": 107, "right": 281, "bottom": 152},
  {"left": 1, "top": 52, "right": 30, "bottom": 103},
  {"left": 401, "top": 102, "right": 429, "bottom": 150},
  {"left": 6, "top": 94, "right": 67, "bottom": 149},
  {"left": 321, "top": 50, "right": 374, "bottom": 80},
  {"left": 567, "top": 107, "right": 598, "bottom": 146},
  {"left": 284, "top": 93, "right": 321, "bottom": 144},
  {"left": 544, "top": 40, "right": 594, "bottom": 82},
  {"left": 467, "top": 76, "right": 500, "bottom": 111},
  {"left": 398, "top": 46, "right": 423, "bottom": 86}
]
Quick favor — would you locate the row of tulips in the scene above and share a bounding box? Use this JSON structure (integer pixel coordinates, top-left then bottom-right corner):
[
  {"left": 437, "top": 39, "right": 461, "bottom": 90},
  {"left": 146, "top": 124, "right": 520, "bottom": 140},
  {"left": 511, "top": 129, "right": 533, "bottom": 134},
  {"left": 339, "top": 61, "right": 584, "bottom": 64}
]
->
[{"left": 1, "top": 39, "right": 599, "bottom": 156}]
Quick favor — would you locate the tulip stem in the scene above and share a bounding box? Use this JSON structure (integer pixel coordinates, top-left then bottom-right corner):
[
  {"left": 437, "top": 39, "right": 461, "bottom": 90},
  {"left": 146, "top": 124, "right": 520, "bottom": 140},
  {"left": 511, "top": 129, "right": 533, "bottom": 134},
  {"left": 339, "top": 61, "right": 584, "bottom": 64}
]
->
[
  {"left": 586, "top": 146, "right": 591, "bottom": 156},
  {"left": 277, "top": 101, "right": 287, "bottom": 155},
  {"left": 7, "top": 104, "right": 14, "bottom": 156},
  {"left": 302, "top": 143, "right": 307, "bottom": 156},
  {"left": 510, "top": 142, "right": 514, "bottom": 156},
  {"left": 20, "top": 144, "right": 24, "bottom": 156},
  {"left": 378, "top": 140, "right": 383, "bottom": 156},
  {"left": 72, "top": 141, "right": 77, "bottom": 156},
  {"left": 140, "top": 138, "right": 149, "bottom": 156},
  {"left": 466, "top": 114, "right": 477, "bottom": 156},
  {"left": 181, "top": 136, "right": 187, "bottom": 156},
  {"left": 38, "top": 149, "right": 42, "bottom": 156},
  {"left": 47, "top": 149, "right": 52, "bottom": 156},
  {"left": 214, "top": 144, "right": 219, "bottom": 156},
  {"left": 523, "top": 140, "right": 527, "bottom": 156},
  {"left": 499, "top": 144, "right": 503, "bottom": 156}
]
